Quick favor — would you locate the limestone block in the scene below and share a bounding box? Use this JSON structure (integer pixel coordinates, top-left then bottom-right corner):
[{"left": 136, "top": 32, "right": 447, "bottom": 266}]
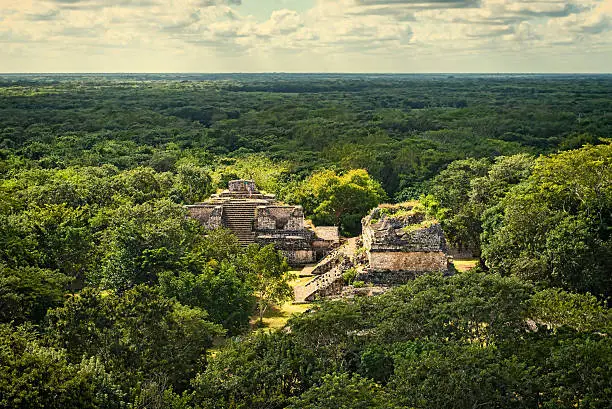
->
[
  {"left": 368, "top": 251, "right": 448, "bottom": 272},
  {"left": 186, "top": 205, "right": 223, "bottom": 229},
  {"left": 282, "top": 250, "right": 316, "bottom": 265},
  {"left": 228, "top": 179, "right": 258, "bottom": 193},
  {"left": 255, "top": 206, "right": 305, "bottom": 231}
]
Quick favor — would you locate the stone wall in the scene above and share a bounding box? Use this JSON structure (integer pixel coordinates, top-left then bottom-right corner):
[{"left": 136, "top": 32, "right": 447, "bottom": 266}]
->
[
  {"left": 361, "top": 203, "right": 450, "bottom": 279},
  {"left": 255, "top": 234, "right": 316, "bottom": 265},
  {"left": 185, "top": 205, "right": 222, "bottom": 229},
  {"left": 312, "top": 240, "right": 337, "bottom": 260},
  {"left": 363, "top": 222, "right": 447, "bottom": 253},
  {"left": 256, "top": 233, "right": 313, "bottom": 249},
  {"left": 310, "top": 276, "right": 345, "bottom": 300},
  {"left": 255, "top": 206, "right": 304, "bottom": 231},
  {"left": 284, "top": 249, "right": 316, "bottom": 265},
  {"left": 367, "top": 251, "right": 448, "bottom": 273},
  {"left": 314, "top": 226, "right": 340, "bottom": 244},
  {"left": 357, "top": 269, "right": 425, "bottom": 285},
  {"left": 228, "top": 179, "right": 258, "bottom": 193}
]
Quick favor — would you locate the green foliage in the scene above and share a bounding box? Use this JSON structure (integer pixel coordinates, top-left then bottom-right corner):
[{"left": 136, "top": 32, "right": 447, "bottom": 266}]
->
[
  {"left": 288, "top": 301, "right": 363, "bottom": 370},
  {"left": 236, "top": 244, "right": 293, "bottom": 325},
  {"left": 45, "top": 286, "right": 224, "bottom": 392},
  {"left": 112, "top": 166, "right": 175, "bottom": 204},
  {"left": 0, "top": 324, "right": 126, "bottom": 409},
  {"left": 196, "top": 228, "right": 242, "bottom": 264},
  {"left": 427, "top": 154, "right": 534, "bottom": 256},
  {"left": 287, "top": 372, "right": 397, "bottom": 409},
  {"left": 289, "top": 169, "right": 387, "bottom": 236},
  {"left": 213, "top": 154, "right": 290, "bottom": 194},
  {"left": 175, "top": 162, "right": 213, "bottom": 204},
  {"left": 0, "top": 160, "right": 263, "bottom": 353},
  {"left": 0, "top": 265, "right": 69, "bottom": 324},
  {"left": 429, "top": 157, "right": 491, "bottom": 216},
  {"left": 96, "top": 199, "right": 204, "bottom": 290},
  {"left": 358, "top": 271, "right": 533, "bottom": 345},
  {"left": 132, "top": 380, "right": 193, "bottom": 409},
  {"left": 192, "top": 331, "right": 324, "bottom": 409},
  {"left": 539, "top": 335, "right": 612, "bottom": 408},
  {"left": 390, "top": 343, "right": 539, "bottom": 408},
  {"left": 6, "top": 204, "right": 95, "bottom": 281},
  {"left": 529, "top": 288, "right": 611, "bottom": 333},
  {"left": 482, "top": 143, "right": 612, "bottom": 296},
  {"left": 194, "top": 271, "right": 612, "bottom": 408},
  {"left": 342, "top": 268, "right": 358, "bottom": 285},
  {"left": 158, "top": 263, "right": 255, "bottom": 335}
]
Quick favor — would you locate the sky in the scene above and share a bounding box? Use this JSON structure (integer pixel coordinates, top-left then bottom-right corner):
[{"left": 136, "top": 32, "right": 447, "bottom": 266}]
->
[{"left": 0, "top": 0, "right": 611, "bottom": 73}]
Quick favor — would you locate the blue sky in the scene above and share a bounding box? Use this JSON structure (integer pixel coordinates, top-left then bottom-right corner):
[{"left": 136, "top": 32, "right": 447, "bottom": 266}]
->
[
  {"left": 239, "top": 0, "right": 315, "bottom": 21},
  {"left": 1, "top": 0, "right": 611, "bottom": 73}
]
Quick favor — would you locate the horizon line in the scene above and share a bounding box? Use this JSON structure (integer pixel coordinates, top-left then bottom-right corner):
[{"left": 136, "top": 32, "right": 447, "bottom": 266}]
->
[{"left": 1, "top": 72, "right": 611, "bottom": 75}]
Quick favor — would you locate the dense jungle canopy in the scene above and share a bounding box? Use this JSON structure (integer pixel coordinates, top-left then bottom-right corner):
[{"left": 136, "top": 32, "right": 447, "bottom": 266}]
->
[{"left": 0, "top": 74, "right": 610, "bottom": 408}]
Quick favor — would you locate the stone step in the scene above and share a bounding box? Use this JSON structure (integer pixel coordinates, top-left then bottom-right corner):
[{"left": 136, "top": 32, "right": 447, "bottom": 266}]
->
[
  {"left": 294, "top": 266, "right": 345, "bottom": 302},
  {"left": 216, "top": 201, "right": 262, "bottom": 246}
]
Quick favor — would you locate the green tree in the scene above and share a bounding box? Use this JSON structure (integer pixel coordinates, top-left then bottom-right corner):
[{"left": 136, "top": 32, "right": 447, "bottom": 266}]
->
[
  {"left": 540, "top": 335, "right": 612, "bottom": 408},
  {"left": 158, "top": 263, "right": 255, "bottom": 335},
  {"left": 213, "top": 154, "right": 290, "bottom": 194},
  {"left": 0, "top": 265, "right": 69, "bottom": 324},
  {"left": 196, "top": 227, "right": 242, "bottom": 264},
  {"left": 192, "top": 331, "right": 323, "bottom": 409},
  {"left": 45, "top": 285, "right": 224, "bottom": 392},
  {"left": 0, "top": 324, "right": 125, "bottom": 409},
  {"left": 427, "top": 154, "right": 533, "bottom": 257},
  {"left": 529, "top": 288, "right": 611, "bottom": 333},
  {"left": 359, "top": 271, "right": 533, "bottom": 345},
  {"left": 287, "top": 372, "right": 397, "bottom": 409},
  {"left": 236, "top": 244, "right": 293, "bottom": 325},
  {"left": 289, "top": 169, "right": 387, "bottom": 236},
  {"left": 11, "top": 204, "right": 95, "bottom": 284},
  {"left": 389, "top": 343, "right": 540, "bottom": 409},
  {"left": 481, "top": 143, "right": 612, "bottom": 296},
  {"left": 111, "top": 166, "right": 174, "bottom": 204},
  {"left": 96, "top": 199, "right": 203, "bottom": 290},
  {"left": 175, "top": 162, "right": 212, "bottom": 204}
]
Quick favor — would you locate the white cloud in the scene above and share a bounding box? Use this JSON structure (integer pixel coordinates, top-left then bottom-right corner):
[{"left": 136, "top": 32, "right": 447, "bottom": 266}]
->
[{"left": 0, "top": 0, "right": 610, "bottom": 72}]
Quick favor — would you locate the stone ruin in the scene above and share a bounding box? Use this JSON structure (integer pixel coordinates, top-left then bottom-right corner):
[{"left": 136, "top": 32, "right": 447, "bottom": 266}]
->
[
  {"left": 294, "top": 201, "right": 450, "bottom": 302},
  {"left": 186, "top": 180, "right": 339, "bottom": 266},
  {"left": 359, "top": 202, "right": 449, "bottom": 284}
]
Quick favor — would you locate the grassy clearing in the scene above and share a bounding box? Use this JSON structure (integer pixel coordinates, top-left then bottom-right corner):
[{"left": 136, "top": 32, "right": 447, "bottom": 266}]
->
[
  {"left": 248, "top": 267, "right": 315, "bottom": 330},
  {"left": 453, "top": 259, "right": 479, "bottom": 272},
  {"left": 251, "top": 302, "right": 314, "bottom": 330}
]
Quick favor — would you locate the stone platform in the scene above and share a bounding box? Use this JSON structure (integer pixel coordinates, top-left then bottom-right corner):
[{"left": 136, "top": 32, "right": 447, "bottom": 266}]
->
[
  {"left": 187, "top": 180, "right": 339, "bottom": 266},
  {"left": 360, "top": 202, "right": 450, "bottom": 284}
]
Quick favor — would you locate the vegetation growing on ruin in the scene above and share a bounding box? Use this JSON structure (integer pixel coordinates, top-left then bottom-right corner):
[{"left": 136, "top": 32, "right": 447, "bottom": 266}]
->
[{"left": 0, "top": 74, "right": 610, "bottom": 408}]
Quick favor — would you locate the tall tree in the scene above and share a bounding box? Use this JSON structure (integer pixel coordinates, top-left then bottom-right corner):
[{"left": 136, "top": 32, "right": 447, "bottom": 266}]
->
[
  {"left": 45, "top": 285, "right": 224, "bottom": 391},
  {"left": 288, "top": 169, "right": 387, "bottom": 236},
  {"left": 482, "top": 143, "right": 612, "bottom": 296},
  {"left": 236, "top": 244, "right": 293, "bottom": 325}
]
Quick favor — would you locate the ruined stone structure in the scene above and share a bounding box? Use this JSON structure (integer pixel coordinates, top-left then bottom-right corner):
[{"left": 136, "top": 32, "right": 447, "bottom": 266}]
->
[
  {"left": 293, "top": 240, "right": 356, "bottom": 302},
  {"left": 360, "top": 203, "right": 449, "bottom": 284},
  {"left": 186, "top": 180, "right": 339, "bottom": 266},
  {"left": 293, "top": 202, "right": 451, "bottom": 302}
]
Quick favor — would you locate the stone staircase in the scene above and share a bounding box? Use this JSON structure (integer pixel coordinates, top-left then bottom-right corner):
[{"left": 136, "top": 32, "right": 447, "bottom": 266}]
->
[
  {"left": 221, "top": 201, "right": 260, "bottom": 245},
  {"left": 294, "top": 265, "right": 345, "bottom": 302},
  {"left": 293, "top": 237, "right": 360, "bottom": 302},
  {"left": 310, "top": 247, "right": 343, "bottom": 276}
]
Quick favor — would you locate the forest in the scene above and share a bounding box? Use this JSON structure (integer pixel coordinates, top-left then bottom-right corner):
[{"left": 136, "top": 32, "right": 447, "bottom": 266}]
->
[{"left": 0, "top": 74, "right": 610, "bottom": 408}]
